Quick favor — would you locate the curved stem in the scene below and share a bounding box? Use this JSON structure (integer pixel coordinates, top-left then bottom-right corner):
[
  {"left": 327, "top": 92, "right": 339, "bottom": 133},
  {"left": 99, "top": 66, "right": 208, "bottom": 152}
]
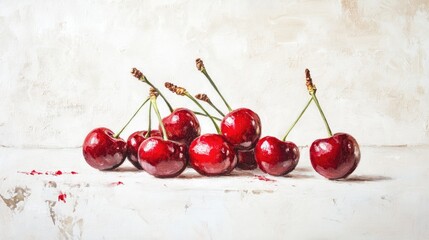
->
[
  {"left": 151, "top": 97, "right": 168, "bottom": 140},
  {"left": 310, "top": 92, "right": 333, "bottom": 137},
  {"left": 144, "top": 77, "right": 174, "bottom": 113},
  {"left": 114, "top": 97, "right": 150, "bottom": 138},
  {"left": 282, "top": 97, "right": 313, "bottom": 141},
  {"left": 144, "top": 102, "right": 153, "bottom": 138},
  {"left": 185, "top": 92, "right": 220, "bottom": 134},
  {"left": 201, "top": 69, "right": 233, "bottom": 112},
  {"left": 193, "top": 111, "right": 222, "bottom": 121}
]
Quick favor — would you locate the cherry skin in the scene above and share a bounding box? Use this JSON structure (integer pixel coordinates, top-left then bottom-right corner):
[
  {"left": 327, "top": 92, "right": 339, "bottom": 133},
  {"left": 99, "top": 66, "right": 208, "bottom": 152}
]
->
[
  {"left": 161, "top": 108, "right": 201, "bottom": 146},
  {"left": 236, "top": 149, "right": 257, "bottom": 170},
  {"left": 82, "top": 127, "right": 127, "bottom": 170},
  {"left": 310, "top": 133, "right": 360, "bottom": 180},
  {"left": 138, "top": 137, "right": 188, "bottom": 178},
  {"left": 126, "top": 130, "right": 162, "bottom": 169},
  {"left": 189, "top": 134, "right": 238, "bottom": 176},
  {"left": 254, "top": 136, "right": 300, "bottom": 176},
  {"left": 220, "top": 108, "right": 261, "bottom": 150}
]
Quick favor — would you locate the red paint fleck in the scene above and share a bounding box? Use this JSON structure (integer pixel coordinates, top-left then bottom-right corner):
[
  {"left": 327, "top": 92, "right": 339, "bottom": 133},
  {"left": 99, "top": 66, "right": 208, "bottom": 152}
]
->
[
  {"left": 114, "top": 181, "right": 124, "bottom": 186},
  {"left": 58, "top": 193, "right": 67, "bottom": 203},
  {"left": 20, "top": 170, "right": 78, "bottom": 176},
  {"left": 255, "top": 175, "right": 276, "bottom": 182},
  {"left": 30, "top": 170, "right": 43, "bottom": 175},
  {"left": 18, "top": 170, "right": 43, "bottom": 175}
]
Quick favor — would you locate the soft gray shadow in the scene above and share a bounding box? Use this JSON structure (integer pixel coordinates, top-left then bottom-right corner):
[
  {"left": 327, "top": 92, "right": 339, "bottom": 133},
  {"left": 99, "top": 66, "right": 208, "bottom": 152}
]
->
[
  {"left": 229, "top": 170, "right": 256, "bottom": 177},
  {"left": 339, "top": 175, "right": 392, "bottom": 182},
  {"left": 293, "top": 167, "right": 313, "bottom": 173},
  {"left": 177, "top": 172, "right": 205, "bottom": 179},
  {"left": 284, "top": 173, "right": 314, "bottom": 179},
  {"left": 109, "top": 166, "right": 141, "bottom": 172}
]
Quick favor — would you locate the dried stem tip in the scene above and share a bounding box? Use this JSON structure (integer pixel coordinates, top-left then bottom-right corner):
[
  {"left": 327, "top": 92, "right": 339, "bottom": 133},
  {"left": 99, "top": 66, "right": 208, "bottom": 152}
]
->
[
  {"left": 196, "top": 58, "right": 205, "bottom": 71},
  {"left": 131, "top": 68, "right": 144, "bottom": 79},
  {"left": 149, "top": 87, "right": 159, "bottom": 98},
  {"left": 305, "top": 68, "right": 317, "bottom": 94},
  {"left": 195, "top": 94, "right": 212, "bottom": 104},
  {"left": 165, "top": 82, "right": 187, "bottom": 96}
]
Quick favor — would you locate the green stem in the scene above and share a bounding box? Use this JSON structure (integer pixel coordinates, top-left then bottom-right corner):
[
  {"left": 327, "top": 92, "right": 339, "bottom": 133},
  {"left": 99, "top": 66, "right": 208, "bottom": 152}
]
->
[
  {"left": 201, "top": 69, "right": 233, "bottom": 112},
  {"left": 185, "top": 92, "right": 220, "bottom": 134},
  {"left": 193, "top": 111, "right": 222, "bottom": 121},
  {"left": 114, "top": 97, "right": 150, "bottom": 138},
  {"left": 144, "top": 102, "right": 152, "bottom": 138},
  {"left": 207, "top": 102, "right": 225, "bottom": 117},
  {"left": 151, "top": 97, "right": 168, "bottom": 140},
  {"left": 144, "top": 77, "right": 174, "bottom": 113},
  {"left": 282, "top": 97, "right": 313, "bottom": 141},
  {"left": 310, "top": 92, "right": 333, "bottom": 137}
]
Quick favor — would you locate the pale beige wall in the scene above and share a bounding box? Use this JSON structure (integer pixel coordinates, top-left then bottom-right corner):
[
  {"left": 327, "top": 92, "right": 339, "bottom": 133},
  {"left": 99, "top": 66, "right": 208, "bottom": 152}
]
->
[{"left": 0, "top": 0, "right": 428, "bottom": 148}]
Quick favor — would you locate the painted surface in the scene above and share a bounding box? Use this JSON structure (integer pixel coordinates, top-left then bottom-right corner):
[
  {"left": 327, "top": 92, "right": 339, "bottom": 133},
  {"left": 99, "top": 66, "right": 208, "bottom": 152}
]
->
[
  {"left": 0, "top": 1, "right": 428, "bottom": 148},
  {"left": 0, "top": 146, "right": 428, "bottom": 239}
]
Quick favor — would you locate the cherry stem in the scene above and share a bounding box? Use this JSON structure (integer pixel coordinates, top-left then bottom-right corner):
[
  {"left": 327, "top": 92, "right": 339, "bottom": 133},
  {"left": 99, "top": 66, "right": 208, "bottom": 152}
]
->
[
  {"left": 193, "top": 111, "right": 222, "bottom": 121},
  {"left": 201, "top": 69, "right": 233, "bottom": 112},
  {"left": 282, "top": 97, "right": 313, "bottom": 141},
  {"left": 310, "top": 92, "right": 333, "bottom": 137},
  {"left": 144, "top": 102, "right": 153, "bottom": 138},
  {"left": 205, "top": 100, "right": 225, "bottom": 117},
  {"left": 143, "top": 77, "right": 174, "bottom": 113},
  {"left": 185, "top": 92, "right": 220, "bottom": 134},
  {"left": 151, "top": 97, "right": 168, "bottom": 140},
  {"left": 114, "top": 97, "right": 150, "bottom": 138}
]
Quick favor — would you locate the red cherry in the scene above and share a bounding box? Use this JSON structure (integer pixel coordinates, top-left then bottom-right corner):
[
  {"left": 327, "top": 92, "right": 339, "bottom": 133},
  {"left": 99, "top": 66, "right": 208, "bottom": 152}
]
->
[
  {"left": 254, "top": 136, "right": 300, "bottom": 176},
  {"left": 162, "top": 108, "right": 201, "bottom": 146},
  {"left": 236, "top": 149, "right": 257, "bottom": 170},
  {"left": 189, "top": 134, "right": 237, "bottom": 176},
  {"left": 310, "top": 133, "right": 360, "bottom": 180},
  {"left": 126, "top": 130, "right": 161, "bottom": 169},
  {"left": 220, "top": 108, "right": 261, "bottom": 150},
  {"left": 138, "top": 137, "right": 188, "bottom": 178},
  {"left": 82, "top": 127, "right": 127, "bottom": 170}
]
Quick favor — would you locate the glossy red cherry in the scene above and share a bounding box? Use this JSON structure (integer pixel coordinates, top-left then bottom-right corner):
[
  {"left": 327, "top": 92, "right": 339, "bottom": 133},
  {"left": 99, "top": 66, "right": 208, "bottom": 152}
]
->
[
  {"left": 162, "top": 108, "right": 201, "bottom": 146},
  {"left": 126, "top": 130, "right": 161, "bottom": 169},
  {"left": 138, "top": 137, "right": 188, "bottom": 178},
  {"left": 254, "top": 136, "right": 299, "bottom": 176},
  {"left": 220, "top": 108, "right": 261, "bottom": 150},
  {"left": 310, "top": 133, "right": 360, "bottom": 180},
  {"left": 189, "top": 134, "right": 237, "bottom": 176},
  {"left": 236, "top": 149, "right": 257, "bottom": 170},
  {"left": 82, "top": 127, "right": 127, "bottom": 170}
]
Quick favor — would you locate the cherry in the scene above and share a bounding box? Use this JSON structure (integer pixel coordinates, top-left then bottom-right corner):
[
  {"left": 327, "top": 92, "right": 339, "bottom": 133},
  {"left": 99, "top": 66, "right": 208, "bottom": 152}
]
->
[
  {"left": 138, "top": 89, "right": 188, "bottom": 178},
  {"left": 83, "top": 96, "right": 151, "bottom": 170},
  {"left": 161, "top": 108, "right": 201, "bottom": 146},
  {"left": 126, "top": 130, "right": 161, "bottom": 169},
  {"left": 236, "top": 149, "right": 257, "bottom": 170},
  {"left": 305, "top": 69, "right": 360, "bottom": 180},
  {"left": 189, "top": 133, "right": 237, "bottom": 176},
  {"left": 254, "top": 89, "right": 315, "bottom": 176},
  {"left": 138, "top": 137, "right": 187, "bottom": 178},
  {"left": 220, "top": 108, "right": 261, "bottom": 150},
  {"left": 255, "top": 136, "right": 299, "bottom": 176},
  {"left": 195, "top": 59, "right": 261, "bottom": 150},
  {"left": 310, "top": 133, "right": 360, "bottom": 179},
  {"left": 165, "top": 82, "right": 237, "bottom": 176},
  {"left": 82, "top": 127, "right": 127, "bottom": 170}
]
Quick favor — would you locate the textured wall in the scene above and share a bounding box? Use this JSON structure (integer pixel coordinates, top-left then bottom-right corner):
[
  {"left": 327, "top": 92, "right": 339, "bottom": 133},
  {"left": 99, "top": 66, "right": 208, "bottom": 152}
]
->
[{"left": 0, "top": 0, "right": 428, "bottom": 148}]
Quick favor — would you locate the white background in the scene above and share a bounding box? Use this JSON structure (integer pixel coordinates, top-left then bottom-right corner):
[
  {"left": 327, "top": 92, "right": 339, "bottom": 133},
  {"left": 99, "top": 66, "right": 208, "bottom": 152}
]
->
[{"left": 1, "top": 0, "right": 428, "bottom": 148}]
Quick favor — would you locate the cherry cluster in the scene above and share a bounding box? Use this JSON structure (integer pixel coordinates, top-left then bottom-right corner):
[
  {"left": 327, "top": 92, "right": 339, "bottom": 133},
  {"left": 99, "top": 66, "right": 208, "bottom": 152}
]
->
[{"left": 82, "top": 59, "right": 360, "bottom": 180}]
